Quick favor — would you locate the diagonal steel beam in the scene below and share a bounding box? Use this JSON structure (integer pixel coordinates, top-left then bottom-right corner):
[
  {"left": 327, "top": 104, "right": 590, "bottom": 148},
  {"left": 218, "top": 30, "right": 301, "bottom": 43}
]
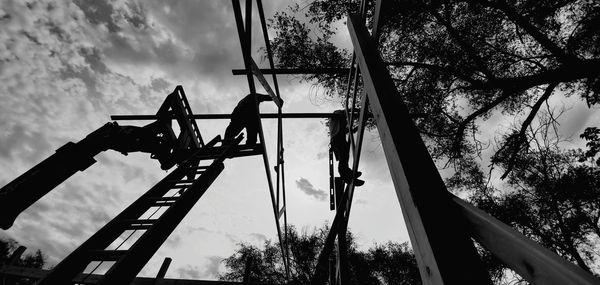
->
[{"left": 347, "top": 13, "right": 492, "bottom": 285}]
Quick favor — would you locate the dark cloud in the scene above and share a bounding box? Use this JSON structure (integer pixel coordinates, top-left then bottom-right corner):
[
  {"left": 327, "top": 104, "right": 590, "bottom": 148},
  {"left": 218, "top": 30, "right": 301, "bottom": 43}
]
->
[
  {"left": 21, "top": 31, "right": 41, "bottom": 45},
  {"left": 74, "top": 0, "right": 120, "bottom": 33},
  {"left": 150, "top": 77, "right": 171, "bottom": 93},
  {"left": 46, "top": 22, "right": 70, "bottom": 42},
  {"left": 295, "top": 177, "right": 327, "bottom": 201},
  {"left": 80, "top": 47, "right": 108, "bottom": 74},
  {"left": 60, "top": 65, "right": 103, "bottom": 99},
  {"left": 142, "top": 1, "right": 244, "bottom": 82},
  {"left": 124, "top": 2, "right": 148, "bottom": 30},
  {"left": 0, "top": 123, "right": 52, "bottom": 163}
]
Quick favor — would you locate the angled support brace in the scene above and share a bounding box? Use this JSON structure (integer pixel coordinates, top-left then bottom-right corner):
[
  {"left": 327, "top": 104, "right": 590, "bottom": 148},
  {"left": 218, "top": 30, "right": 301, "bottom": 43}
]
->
[{"left": 347, "top": 13, "right": 492, "bottom": 285}]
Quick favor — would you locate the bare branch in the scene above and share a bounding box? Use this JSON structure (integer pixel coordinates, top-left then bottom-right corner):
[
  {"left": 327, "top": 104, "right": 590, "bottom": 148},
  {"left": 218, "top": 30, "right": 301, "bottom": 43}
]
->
[
  {"left": 429, "top": 10, "right": 495, "bottom": 78},
  {"left": 386, "top": 61, "right": 476, "bottom": 83},
  {"left": 469, "top": 59, "right": 600, "bottom": 92},
  {"left": 453, "top": 90, "right": 514, "bottom": 152},
  {"left": 487, "top": 0, "right": 579, "bottom": 65},
  {"left": 500, "top": 82, "right": 559, "bottom": 179}
]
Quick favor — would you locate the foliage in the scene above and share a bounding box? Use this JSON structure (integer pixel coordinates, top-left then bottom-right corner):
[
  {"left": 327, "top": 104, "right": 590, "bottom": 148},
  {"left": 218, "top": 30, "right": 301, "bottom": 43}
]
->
[
  {"left": 580, "top": 126, "right": 600, "bottom": 165},
  {"left": 0, "top": 238, "right": 46, "bottom": 285},
  {"left": 219, "top": 225, "right": 420, "bottom": 284},
  {"left": 267, "top": 0, "right": 600, "bottom": 177},
  {"left": 447, "top": 118, "right": 600, "bottom": 280}
]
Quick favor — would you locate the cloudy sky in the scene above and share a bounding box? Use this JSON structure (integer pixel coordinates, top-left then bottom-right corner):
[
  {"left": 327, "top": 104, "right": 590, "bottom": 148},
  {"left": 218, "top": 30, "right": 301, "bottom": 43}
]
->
[
  {"left": 0, "top": 0, "right": 599, "bottom": 281},
  {"left": 0, "top": 0, "right": 409, "bottom": 280}
]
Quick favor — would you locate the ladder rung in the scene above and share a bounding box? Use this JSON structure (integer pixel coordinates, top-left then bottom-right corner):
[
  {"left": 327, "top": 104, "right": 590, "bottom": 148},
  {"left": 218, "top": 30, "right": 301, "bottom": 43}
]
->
[
  {"left": 148, "top": 196, "right": 178, "bottom": 206},
  {"left": 169, "top": 185, "right": 190, "bottom": 189},
  {"left": 186, "top": 166, "right": 210, "bottom": 170},
  {"left": 88, "top": 250, "right": 127, "bottom": 261},
  {"left": 167, "top": 179, "right": 196, "bottom": 184},
  {"left": 278, "top": 206, "right": 286, "bottom": 219},
  {"left": 122, "top": 219, "right": 158, "bottom": 230}
]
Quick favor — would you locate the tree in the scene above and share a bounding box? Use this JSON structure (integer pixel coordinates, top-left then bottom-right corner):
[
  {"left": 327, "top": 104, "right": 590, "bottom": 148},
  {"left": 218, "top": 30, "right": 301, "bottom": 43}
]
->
[
  {"left": 219, "top": 225, "right": 420, "bottom": 284},
  {"left": 267, "top": 0, "right": 600, "bottom": 177},
  {"left": 445, "top": 114, "right": 600, "bottom": 280},
  {"left": 0, "top": 238, "right": 46, "bottom": 285}
]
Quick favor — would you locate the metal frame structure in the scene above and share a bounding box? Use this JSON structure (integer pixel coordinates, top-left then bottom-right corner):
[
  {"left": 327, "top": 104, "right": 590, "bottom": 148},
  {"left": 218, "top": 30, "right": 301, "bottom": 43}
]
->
[
  {"left": 308, "top": 1, "right": 600, "bottom": 285},
  {"left": 2, "top": 1, "right": 600, "bottom": 284}
]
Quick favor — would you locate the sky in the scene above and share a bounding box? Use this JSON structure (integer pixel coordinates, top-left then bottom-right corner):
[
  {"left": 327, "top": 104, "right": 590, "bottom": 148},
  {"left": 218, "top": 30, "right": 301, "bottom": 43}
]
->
[
  {"left": 0, "top": 0, "right": 408, "bottom": 280},
  {"left": 0, "top": 0, "right": 599, "bottom": 281}
]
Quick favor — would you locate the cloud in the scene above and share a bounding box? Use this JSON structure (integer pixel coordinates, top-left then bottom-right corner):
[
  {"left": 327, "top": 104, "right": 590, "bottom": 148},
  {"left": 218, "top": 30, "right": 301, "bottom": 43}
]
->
[
  {"left": 177, "top": 265, "right": 201, "bottom": 280},
  {"left": 176, "top": 256, "right": 223, "bottom": 279},
  {"left": 249, "top": 232, "right": 267, "bottom": 242},
  {"left": 295, "top": 177, "right": 327, "bottom": 201},
  {"left": 204, "top": 256, "right": 223, "bottom": 278}
]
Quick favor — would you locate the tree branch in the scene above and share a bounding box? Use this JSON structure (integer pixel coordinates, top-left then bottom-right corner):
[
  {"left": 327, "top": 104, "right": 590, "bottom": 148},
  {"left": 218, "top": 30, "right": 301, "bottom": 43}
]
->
[
  {"left": 453, "top": 90, "right": 514, "bottom": 153},
  {"left": 500, "top": 82, "right": 559, "bottom": 179},
  {"left": 488, "top": 0, "right": 579, "bottom": 65},
  {"left": 386, "top": 61, "right": 476, "bottom": 83},
  {"left": 429, "top": 9, "right": 495, "bottom": 78},
  {"left": 470, "top": 59, "right": 600, "bottom": 92}
]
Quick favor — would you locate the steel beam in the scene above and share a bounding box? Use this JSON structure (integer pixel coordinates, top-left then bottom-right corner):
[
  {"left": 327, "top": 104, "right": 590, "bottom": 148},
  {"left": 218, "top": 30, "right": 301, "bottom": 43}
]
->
[
  {"left": 232, "top": 68, "right": 348, "bottom": 75},
  {"left": 111, "top": 113, "right": 343, "bottom": 120},
  {"left": 231, "top": 0, "right": 290, "bottom": 279},
  {"left": 347, "top": 13, "right": 492, "bottom": 285}
]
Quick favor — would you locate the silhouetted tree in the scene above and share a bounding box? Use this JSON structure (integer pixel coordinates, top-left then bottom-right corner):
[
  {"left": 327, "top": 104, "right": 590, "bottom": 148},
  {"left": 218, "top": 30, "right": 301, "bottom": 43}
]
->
[
  {"left": 219, "top": 225, "right": 420, "bottom": 284},
  {"left": 580, "top": 126, "right": 600, "bottom": 166},
  {"left": 0, "top": 238, "right": 46, "bottom": 285},
  {"left": 445, "top": 115, "right": 600, "bottom": 280},
  {"left": 267, "top": 0, "right": 600, "bottom": 177}
]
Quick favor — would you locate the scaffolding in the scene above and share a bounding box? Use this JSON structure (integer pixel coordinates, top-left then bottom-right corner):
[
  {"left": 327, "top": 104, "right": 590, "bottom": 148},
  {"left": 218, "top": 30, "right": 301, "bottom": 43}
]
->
[{"left": 1, "top": 0, "right": 600, "bottom": 285}]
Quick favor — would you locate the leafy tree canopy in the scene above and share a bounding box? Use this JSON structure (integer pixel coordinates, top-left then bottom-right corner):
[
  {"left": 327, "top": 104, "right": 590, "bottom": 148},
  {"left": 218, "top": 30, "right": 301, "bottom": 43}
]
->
[
  {"left": 1, "top": 237, "right": 46, "bottom": 285},
  {"left": 219, "top": 225, "right": 420, "bottom": 284},
  {"left": 267, "top": 0, "right": 600, "bottom": 177},
  {"left": 446, "top": 115, "right": 600, "bottom": 279}
]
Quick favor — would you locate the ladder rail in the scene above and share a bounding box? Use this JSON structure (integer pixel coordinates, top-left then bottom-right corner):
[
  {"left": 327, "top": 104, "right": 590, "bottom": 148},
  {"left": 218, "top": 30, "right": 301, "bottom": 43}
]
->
[{"left": 37, "top": 135, "right": 242, "bottom": 285}]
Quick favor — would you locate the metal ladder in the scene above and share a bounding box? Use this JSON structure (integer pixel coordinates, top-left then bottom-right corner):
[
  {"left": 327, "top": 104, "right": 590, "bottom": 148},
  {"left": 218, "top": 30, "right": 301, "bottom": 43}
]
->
[{"left": 37, "top": 135, "right": 246, "bottom": 285}]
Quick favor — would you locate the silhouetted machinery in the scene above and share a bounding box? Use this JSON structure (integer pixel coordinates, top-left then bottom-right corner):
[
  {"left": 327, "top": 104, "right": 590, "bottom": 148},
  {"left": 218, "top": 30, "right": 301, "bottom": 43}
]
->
[
  {"left": 0, "top": 86, "right": 205, "bottom": 230},
  {"left": 0, "top": 86, "right": 265, "bottom": 284}
]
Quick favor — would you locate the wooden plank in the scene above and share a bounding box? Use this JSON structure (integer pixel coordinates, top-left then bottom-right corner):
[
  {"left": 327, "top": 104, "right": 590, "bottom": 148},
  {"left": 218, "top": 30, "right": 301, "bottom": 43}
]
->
[
  {"left": 154, "top": 257, "right": 172, "bottom": 281},
  {"left": 250, "top": 58, "right": 283, "bottom": 108},
  {"left": 231, "top": 0, "right": 256, "bottom": 94},
  {"left": 453, "top": 195, "right": 600, "bottom": 285},
  {"left": 347, "top": 13, "right": 492, "bottom": 285}
]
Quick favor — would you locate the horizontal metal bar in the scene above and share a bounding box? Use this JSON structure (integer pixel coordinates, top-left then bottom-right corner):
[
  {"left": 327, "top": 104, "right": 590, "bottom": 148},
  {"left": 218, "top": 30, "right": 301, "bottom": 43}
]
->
[
  {"left": 0, "top": 265, "right": 287, "bottom": 284},
  {"left": 111, "top": 113, "right": 343, "bottom": 120},
  {"left": 453, "top": 195, "right": 600, "bottom": 285},
  {"left": 232, "top": 68, "right": 349, "bottom": 75}
]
